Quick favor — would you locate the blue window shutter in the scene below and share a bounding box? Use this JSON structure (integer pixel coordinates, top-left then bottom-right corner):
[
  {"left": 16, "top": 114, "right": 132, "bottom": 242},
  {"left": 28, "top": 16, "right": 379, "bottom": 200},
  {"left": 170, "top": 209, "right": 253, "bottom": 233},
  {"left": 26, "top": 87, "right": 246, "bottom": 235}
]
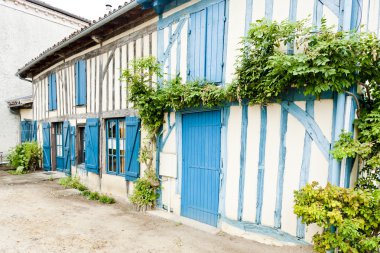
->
[
  {"left": 52, "top": 73, "right": 57, "bottom": 110},
  {"left": 70, "top": 126, "right": 76, "bottom": 165},
  {"left": 125, "top": 117, "right": 141, "bottom": 181},
  {"left": 48, "top": 75, "right": 52, "bottom": 111},
  {"left": 21, "top": 121, "right": 27, "bottom": 143},
  {"left": 63, "top": 121, "right": 71, "bottom": 175},
  {"left": 85, "top": 118, "right": 99, "bottom": 174},
  {"left": 75, "top": 60, "right": 87, "bottom": 106},
  {"left": 75, "top": 61, "right": 80, "bottom": 105},
  {"left": 188, "top": 9, "right": 206, "bottom": 81},
  {"left": 80, "top": 60, "right": 87, "bottom": 105},
  {"left": 33, "top": 121, "right": 37, "bottom": 141},
  {"left": 188, "top": 1, "right": 225, "bottom": 83},
  {"left": 42, "top": 122, "right": 51, "bottom": 171},
  {"left": 205, "top": 1, "right": 225, "bottom": 83},
  {"left": 49, "top": 73, "right": 57, "bottom": 110}
]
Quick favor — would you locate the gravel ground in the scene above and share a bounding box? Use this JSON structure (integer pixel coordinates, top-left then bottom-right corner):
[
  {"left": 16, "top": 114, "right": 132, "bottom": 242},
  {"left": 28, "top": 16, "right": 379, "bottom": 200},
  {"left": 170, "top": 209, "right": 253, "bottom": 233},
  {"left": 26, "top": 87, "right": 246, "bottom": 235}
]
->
[{"left": 0, "top": 171, "right": 314, "bottom": 253}]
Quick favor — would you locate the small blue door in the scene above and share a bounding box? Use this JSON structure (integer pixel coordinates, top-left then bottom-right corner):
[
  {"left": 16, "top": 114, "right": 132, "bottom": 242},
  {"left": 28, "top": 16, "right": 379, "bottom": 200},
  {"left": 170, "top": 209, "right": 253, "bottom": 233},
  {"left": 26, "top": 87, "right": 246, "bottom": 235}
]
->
[
  {"left": 63, "top": 121, "right": 71, "bottom": 175},
  {"left": 42, "top": 122, "right": 51, "bottom": 171},
  {"left": 55, "top": 122, "right": 64, "bottom": 172},
  {"left": 181, "top": 110, "right": 221, "bottom": 227}
]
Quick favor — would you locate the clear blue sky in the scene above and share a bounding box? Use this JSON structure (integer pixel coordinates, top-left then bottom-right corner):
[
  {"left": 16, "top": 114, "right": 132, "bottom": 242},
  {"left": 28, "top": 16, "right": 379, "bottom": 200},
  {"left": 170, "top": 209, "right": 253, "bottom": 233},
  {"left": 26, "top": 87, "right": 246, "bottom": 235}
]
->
[{"left": 42, "top": 0, "right": 127, "bottom": 20}]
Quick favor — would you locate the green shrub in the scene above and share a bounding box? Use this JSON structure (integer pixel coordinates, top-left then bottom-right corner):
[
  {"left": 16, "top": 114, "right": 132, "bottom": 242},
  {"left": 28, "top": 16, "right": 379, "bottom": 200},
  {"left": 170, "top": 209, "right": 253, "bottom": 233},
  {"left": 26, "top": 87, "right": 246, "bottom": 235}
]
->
[
  {"left": 58, "top": 176, "right": 88, "bottom": 191},
  {"left": 294, "top": 182, "right": 380, "bottom": 253},
  {"left": 58, "top": 177, "right": 73, "bottom": 188},
  {"left": 7, "top": 142, "right": 41, "bottom": 173},
  {"left": 87, "top": 191, "right": 100, "bottom": 201},
  {"left": 81, "top": 190, "right": 91, "bottom": 197},
  {"left": 129, "top": 169, "right": 160, "bottom": 211},
  {"left": 59, "top": 177, "right": 115, "bottom": 204},
  {"left": 99, "top": 194, "right": 116, "bottom": 204}
]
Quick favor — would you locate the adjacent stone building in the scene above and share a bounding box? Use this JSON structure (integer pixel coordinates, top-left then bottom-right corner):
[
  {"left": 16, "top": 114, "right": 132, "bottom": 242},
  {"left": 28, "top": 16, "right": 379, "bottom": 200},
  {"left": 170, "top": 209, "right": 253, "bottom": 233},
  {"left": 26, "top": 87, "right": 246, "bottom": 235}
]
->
[{"left": 0, "top": 0, "right": 88, "bottom": 157}]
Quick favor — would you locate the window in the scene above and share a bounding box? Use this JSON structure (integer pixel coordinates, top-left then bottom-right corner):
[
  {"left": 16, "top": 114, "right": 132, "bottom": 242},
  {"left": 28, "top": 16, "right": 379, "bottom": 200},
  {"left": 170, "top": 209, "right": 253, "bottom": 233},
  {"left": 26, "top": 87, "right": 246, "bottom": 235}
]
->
[
  {"left": 106, "top": 119, "right": 125, "bottom": 175},
  {"left": 78, "top": 127, "right": 86, "bottom": 165},
  {"left": 187, "top": 0, "right": 226, "bottom": 83},
  {"left": 56, "top": 123, "right": 63, "bottom": 157},
  {"left": 75, "top": 60, "right": 87, "bottom": 106},
  {"left": 48, "top": 73, "right": 57, "bottom": 111}
]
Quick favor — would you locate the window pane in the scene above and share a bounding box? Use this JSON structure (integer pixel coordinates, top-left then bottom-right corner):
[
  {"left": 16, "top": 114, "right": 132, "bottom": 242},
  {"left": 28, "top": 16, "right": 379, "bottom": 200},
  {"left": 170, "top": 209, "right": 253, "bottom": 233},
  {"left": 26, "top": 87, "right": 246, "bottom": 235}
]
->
[
  {"left": 119, "top": 120, "right": 125, "bottom": 139},
  {"left": 120, "top": 156, "right": 125, "bottom": 174},
  {"left": 108, "top": 156, "right": 113, "bottom": 172},
  {"left": 112, "top": 156, "right": 117, "bottom": 172},
  {"left": 119, "top": 139, "right": 124, "bottom": 151}
]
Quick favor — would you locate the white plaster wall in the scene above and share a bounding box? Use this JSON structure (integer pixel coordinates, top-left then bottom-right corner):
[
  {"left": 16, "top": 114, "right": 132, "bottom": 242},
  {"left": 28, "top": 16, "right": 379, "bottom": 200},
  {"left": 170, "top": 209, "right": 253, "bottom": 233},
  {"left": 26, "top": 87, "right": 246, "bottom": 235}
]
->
[
  {"left": 242, "top": 105, "right": 261, "bottom": 222},
  {"left": 314, "top": 99, "right": 333, "bottom": 143},
  {"left": 225, "top": 0, "right": 246, "bottom": 84},
  {"left": 261, "top": 104, "right": 281, "bottom": 227},
  {"left": 101, "top": 173, "right": 127, "bottom": 198},
  {"left": 224, "top": 105, "right": 242, "bottom": 220},
  {"left": 281, "top": 103, "right": 305, "bottom": 236},
  {"left": 0, "top": 4, "right": 79, "bottom": 155},
  {"left": 20, "top": 109, "right": 32, "bottom": 120}
]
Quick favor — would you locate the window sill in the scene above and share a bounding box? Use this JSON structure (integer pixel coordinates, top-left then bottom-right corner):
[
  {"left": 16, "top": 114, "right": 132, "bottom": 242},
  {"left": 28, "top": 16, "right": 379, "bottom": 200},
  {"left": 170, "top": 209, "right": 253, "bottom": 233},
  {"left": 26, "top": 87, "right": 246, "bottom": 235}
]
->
[{"left": 106, "top": 171, "right": 125, "bottom": 177}]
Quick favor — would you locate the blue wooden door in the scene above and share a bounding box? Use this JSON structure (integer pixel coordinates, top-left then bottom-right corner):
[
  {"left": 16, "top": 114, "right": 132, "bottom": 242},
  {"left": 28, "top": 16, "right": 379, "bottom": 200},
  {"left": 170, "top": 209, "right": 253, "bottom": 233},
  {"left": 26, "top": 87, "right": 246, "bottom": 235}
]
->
[
  {"left": 63, "top": 121, "right": 71, "bottom": 175},
  {"left": 181, "top": 110, "right": 221, "bottom": 227},
  {"left": 42, "top": 122, "right": 51, "bottom": 171}
]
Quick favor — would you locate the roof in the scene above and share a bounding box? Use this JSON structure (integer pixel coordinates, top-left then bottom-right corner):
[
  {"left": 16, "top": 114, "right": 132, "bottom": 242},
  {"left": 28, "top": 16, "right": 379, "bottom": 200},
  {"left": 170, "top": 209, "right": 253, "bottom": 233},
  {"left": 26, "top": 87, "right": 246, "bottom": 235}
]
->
[
  {"left": 17, "top": 0, "right": 157, "bottom": 79},
  {"left": 25, "top": 0, "right": 91, "bottom": 24},
  {"left": 7, "top": 95, "right": 33, "bottom": 109}
]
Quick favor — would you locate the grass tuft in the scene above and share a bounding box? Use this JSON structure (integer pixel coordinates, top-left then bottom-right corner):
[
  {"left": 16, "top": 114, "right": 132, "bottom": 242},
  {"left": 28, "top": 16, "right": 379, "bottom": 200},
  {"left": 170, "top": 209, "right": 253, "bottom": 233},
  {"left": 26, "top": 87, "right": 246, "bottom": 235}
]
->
[{"left": 59, "top": 176, "right": 115, "bottom": 204}]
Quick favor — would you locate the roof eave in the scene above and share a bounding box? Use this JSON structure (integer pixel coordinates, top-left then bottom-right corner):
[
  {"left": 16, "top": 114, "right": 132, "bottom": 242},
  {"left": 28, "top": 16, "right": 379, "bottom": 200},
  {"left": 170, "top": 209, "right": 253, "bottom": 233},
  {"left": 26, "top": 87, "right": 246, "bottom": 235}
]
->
[{"left": 16, "top": 0, "right": 140, "bottom": 79}]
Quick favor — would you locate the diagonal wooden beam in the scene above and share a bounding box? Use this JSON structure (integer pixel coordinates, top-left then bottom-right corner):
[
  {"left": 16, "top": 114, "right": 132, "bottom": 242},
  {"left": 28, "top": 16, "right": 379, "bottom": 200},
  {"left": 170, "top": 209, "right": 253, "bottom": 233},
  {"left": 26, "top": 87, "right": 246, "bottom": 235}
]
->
[
  {"left": 281, "top": 101, "right": 331, "bottom": 160},
  {"left": 102, "top": 48, "right": 116, "bottom": 82},
  {"left": 319, "top": 0, "right": 340, "bottom": 17}
]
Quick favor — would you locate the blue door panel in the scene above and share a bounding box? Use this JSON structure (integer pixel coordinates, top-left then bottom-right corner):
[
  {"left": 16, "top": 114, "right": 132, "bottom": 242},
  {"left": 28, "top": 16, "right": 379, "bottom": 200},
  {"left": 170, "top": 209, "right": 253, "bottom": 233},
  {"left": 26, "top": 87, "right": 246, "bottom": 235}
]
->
[
  {"left": 42, "top": 123, "right": 51, "bottom": 171},
  {"left": 181, "top": 110, "right": 221, "bottom": 227},
  {"left": 63, "top": 121, "right": 71, "bottom": 175}
]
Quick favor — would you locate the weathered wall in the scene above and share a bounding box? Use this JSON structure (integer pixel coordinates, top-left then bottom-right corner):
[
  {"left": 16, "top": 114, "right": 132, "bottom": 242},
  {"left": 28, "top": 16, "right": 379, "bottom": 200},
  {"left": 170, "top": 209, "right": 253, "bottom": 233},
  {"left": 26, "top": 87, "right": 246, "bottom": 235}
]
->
[{"left": 0, "top": 0, "right": 85, "bottom": 155}]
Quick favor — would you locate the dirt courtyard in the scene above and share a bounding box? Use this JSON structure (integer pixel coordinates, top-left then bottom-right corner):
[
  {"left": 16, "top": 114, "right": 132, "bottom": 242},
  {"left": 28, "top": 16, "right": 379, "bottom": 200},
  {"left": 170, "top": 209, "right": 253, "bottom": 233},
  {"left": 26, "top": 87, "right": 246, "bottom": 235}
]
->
[{"left": 0, "top": 171, "right": 313, "bottom": 253}]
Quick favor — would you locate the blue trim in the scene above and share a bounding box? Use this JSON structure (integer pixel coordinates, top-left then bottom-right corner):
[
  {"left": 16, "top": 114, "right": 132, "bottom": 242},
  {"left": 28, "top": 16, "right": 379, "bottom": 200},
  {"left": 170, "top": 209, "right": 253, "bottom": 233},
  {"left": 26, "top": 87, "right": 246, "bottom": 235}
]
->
[
  {"left": 237, "top": 104, "right": 248, "bottom": 221},
  {"left": 274, "top": 104, "right": 288, "bottom": 229},
  {"left": 287, "top": 0, "right": 298, "bottom": 54},
  {"left": 156, "top": 126, "right": 163, "bottom": 207},
  {"left": 221, "top": 217, "right": 310, "bottom": 245},
  {"left": 167, "top": 24, "right": 172, "bottom": 81},
  {"left": 350, "top": 0, "right": 362, "bottom": 30},
  {"left": 162, "top": 18, "right": 187, "bottom": 65},
  {"left": 218, "top": 106, "right": 230, "bottom": 219},
  {"left": 331, "top": 93, "right": 346, "bottom": 185},
  {"left": 296, "top": 100, "right": 314, "bottom": 239},
  {"left": 265, "top": 0, "right": 274, "bottom": 20},
  {"left": 328, "top": 92, "right": 338, "bottom": 182},
  {"left": 158, "top": 0, "right": 225, "bottom": 28},
  {"left": 344, "top": 87, "right": 357, "bottom": 187},
  {"left": 222, "top": 0, "right": 229, "bottom": 86},
  {"left": 244, "top": 0, "right": 253, "bottom": 35},
  {"left": 161, "top": 123, "right": 176, "bottom": 148},
  {"left": 157, "top": 14, "right": 165, "bottom": 85},
  {"left": 319, "top": 0, "right": 340, "bottom": 17},
  {"left": 342, "top": 0, "right": 353, "bottom": 30},
  {"left": 255, "top": 105, "right": 267, "bottom": 225},
  {"left": 282, "top": 101, "right": 331, "bottom": 160},
  {"left": 312, "top": 0, "right": 323, "bottom": 28},
  {"left": 176, "top": 23, "right": 182, "bottom": 76}
]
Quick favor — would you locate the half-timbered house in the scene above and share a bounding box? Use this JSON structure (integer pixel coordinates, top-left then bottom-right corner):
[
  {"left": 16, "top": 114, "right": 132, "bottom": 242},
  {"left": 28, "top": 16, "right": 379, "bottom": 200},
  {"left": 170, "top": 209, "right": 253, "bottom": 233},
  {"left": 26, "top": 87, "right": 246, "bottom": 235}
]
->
[{"left": 16, "top": 0, "right": 379, "bottom": 245}]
